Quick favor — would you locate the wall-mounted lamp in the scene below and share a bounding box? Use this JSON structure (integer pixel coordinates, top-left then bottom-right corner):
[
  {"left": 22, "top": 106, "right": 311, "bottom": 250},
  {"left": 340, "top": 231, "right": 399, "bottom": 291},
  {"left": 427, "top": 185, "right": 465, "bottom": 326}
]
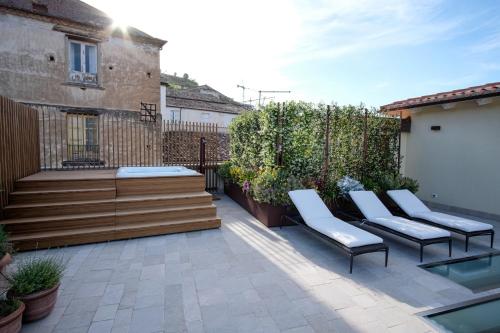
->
[{"left": 430, "top": 125, "right": 441, "bottom": 131}]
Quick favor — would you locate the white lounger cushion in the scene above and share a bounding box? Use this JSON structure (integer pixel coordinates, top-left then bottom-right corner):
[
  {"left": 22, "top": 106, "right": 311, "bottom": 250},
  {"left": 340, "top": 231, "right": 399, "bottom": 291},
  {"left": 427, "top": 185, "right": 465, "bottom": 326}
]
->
[
  {"left": 412, "top": 211, "right": 493, "bottom": 232},
  {"left": 369, "top": 216, "right": 450, "bottom": 240},
  {"left": 348, "top": 191, "right": 392, "bottom": 220},
  {"left": 387, "top": 190, "right": 493, "bottom": 232},
  {"left": 349, "top": 190, "right": 450, "bottom": 240},
  {"left": 289, "top": 190, "right": 383, "bottom": 247},
  {"left": 308, "top": 216, "right": 383, "bottom": 247},
  {"left": 386, "top": 189, "right": 430, "bottom": 216}
]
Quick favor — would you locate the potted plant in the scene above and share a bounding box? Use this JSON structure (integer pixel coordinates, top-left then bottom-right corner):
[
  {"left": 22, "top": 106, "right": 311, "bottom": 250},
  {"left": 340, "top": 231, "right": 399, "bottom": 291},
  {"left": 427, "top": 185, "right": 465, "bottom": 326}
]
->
[
  {"left": 7, "top": 257, "right": 65, "bottom": 322},
  {"left": 332, "top": 176, "right": 365, "bottom": 214},
  {"left": 0, "top": 226, "right": 13, "bottom": 272},
  {"left": 376, "top": 174, "right": 419, "bottom": 212},
  {"left": 0, "top": 297, "right": 24, "bottom": 333}
]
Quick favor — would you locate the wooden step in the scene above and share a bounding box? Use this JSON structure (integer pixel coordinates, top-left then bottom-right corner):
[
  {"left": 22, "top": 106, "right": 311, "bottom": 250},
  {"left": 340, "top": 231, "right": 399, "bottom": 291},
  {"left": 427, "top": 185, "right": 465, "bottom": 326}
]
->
[
  {"left": 10, "top": 225, "right": 117, "bottom": 251},
  {"left": 9, "top": 188, "right": 116, "bottom": 204},
  {"left": 115, "top": 192, "right": 212, "bottom": 211},
  {"left": 3, "top": 212, "right": 116, "bottom": 234},
  {"left": 15, "top": 179, "right": 116, "bottom": 191},
  {"left": 4, "top": 199, "right": 116, "bottom": 219},
  {"left": 116, "top": 205, "right": 217, "bottom": 225},
  {"left": 10, "top": 217, "right": 222, "bottom": 251},
  {"left": 113, "top": 217, "right": 221, "bottom": 241}
]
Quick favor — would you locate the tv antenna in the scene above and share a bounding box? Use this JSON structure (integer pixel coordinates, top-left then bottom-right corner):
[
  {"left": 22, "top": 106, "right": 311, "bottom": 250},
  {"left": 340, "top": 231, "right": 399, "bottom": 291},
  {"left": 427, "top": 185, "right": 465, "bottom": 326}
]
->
[
  {"left": 258, "top": 90, "right": 291, "bottom": 107},
  {"left": 237, "top": 84, "right": 251, "bottom": 102},
  {"left": 243, "top": 96, "right": 275, "bottom": 107}
]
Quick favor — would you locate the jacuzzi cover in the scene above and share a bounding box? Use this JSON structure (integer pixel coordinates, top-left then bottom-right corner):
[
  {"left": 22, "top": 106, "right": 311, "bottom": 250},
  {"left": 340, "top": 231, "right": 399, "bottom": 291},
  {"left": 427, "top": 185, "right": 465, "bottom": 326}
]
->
[{"left": 116, "top": 166, "right": 200, "bottom": 178}]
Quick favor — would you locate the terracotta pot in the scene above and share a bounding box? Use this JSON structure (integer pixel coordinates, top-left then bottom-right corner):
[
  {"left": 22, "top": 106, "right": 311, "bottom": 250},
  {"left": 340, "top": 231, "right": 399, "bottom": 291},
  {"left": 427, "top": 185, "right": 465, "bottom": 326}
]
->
[
  {"left": 13, "top": 283, "right": 59, "bottom": 322},
  {"left": 0, "top": 253, "right": 12, "bottom": 272},
  {"left": 0, "top": 302, "right": 25, "bottom": 333}
]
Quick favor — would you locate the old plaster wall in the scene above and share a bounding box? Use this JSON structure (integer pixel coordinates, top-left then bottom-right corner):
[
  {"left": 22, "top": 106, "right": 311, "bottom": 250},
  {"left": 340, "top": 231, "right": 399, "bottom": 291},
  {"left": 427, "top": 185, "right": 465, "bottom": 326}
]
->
[{"left": 0, "top": 12, "right": 161, "bottom": 112}]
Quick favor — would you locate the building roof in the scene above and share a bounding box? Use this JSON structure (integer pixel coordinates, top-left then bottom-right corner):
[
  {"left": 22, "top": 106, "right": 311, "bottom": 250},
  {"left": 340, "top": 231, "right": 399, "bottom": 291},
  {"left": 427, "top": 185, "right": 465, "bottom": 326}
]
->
[
  {"left": 160, "top": 73, "right": 198, "bottom": 89},
  {"left": 381, "top": 82, "right": 500, "bottom": 112},
  {"left": 0, "top": 0, "right": 166, "bottom": 47},
  {"left": 166, "top": 85, "right": 251, "bottom": 114}
]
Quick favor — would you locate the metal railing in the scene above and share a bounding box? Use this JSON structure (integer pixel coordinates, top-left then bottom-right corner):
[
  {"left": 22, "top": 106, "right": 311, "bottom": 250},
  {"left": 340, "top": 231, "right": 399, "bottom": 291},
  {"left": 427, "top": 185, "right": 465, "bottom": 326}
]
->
[
  {"left": 37, "top": 108, "right": 227, "bottom": 191},
  {"left": 66, "top": 144, "right": 101, "bottom": 163}
]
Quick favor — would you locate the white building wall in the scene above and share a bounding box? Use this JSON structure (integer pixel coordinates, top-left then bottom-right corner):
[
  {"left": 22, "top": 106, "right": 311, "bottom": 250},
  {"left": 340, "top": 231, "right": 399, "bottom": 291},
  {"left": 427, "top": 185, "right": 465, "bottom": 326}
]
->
[
  {"left": 164, "top": 106, "right": 237, "bottom": 128},
  {"left": 401, "top": 97, "right": 500, "bottom": 217},
  {"left": 160, "top": 85, "right": 167, "bottom": 119}
]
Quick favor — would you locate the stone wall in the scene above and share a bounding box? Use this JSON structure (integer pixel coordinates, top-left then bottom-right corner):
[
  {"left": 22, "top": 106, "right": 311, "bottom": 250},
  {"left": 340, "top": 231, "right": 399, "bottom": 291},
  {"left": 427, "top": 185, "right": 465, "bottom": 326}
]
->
[{"left": 0, "top": 12, "right": 161, "bottom": 112}]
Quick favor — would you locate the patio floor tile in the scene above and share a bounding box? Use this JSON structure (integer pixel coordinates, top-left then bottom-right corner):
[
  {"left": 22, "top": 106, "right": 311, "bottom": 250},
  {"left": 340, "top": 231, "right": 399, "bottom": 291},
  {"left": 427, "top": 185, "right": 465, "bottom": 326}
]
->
[{"left": 16, "top": 195, "right": 500, "bottom": 333}]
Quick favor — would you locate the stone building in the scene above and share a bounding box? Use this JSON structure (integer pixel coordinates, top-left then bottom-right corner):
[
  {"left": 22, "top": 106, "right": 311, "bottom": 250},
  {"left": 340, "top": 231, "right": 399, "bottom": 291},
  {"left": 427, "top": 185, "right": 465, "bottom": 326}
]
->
[
  {"left": 0, "top": 0, "right": 166, "bottom": 167},
  {"left": 160, "top": 73, "right": 250, "bottom": 128}
]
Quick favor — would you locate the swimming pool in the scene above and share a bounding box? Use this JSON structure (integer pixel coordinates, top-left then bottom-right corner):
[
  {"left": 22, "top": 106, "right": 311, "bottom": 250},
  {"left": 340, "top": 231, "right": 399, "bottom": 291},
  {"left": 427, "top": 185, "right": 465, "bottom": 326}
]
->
[
  {"left": 420, "top": 252, "right": 500, "bottom": 293},
  {"left": 116, "top": 166, "right": 199, "bottom": 178},
  {"left": 422, "top": 294, "right": 500, "bottom": 333}
]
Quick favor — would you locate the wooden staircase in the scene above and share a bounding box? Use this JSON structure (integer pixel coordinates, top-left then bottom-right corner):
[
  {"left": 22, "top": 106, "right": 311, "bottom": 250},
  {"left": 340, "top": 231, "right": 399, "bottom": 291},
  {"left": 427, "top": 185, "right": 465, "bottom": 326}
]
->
[{"left": 2, "top": 171, "right": 221, "bottom": 250}]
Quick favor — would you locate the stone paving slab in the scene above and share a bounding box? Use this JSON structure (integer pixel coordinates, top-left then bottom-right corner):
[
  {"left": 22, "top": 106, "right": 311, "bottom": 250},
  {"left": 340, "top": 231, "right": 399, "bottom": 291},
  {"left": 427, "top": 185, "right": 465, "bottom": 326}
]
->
[{"left": 17, "top": 195, "right": 500, "bottom": 333}]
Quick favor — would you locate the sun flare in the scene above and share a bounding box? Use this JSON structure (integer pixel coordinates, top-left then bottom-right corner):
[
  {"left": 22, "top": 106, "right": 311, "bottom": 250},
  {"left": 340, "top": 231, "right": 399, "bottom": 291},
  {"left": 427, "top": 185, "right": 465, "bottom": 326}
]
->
[{"left": 110, "top": 11, "right": 131, "bottom": 32}]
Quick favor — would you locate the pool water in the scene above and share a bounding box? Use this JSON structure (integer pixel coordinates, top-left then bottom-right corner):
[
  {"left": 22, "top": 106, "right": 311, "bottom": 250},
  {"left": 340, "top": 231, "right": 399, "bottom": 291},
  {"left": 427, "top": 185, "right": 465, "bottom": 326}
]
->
[
  {"left": 426, "top": 295, "right": 500, "bottom": 333},
  {"left": 421, "top": 252, "right": 500, "bottom": 292}
]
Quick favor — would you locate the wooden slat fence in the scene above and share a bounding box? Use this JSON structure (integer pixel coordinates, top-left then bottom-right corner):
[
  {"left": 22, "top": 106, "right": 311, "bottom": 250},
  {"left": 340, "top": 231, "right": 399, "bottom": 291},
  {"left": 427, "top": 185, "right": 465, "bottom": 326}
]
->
[
  {"left": 0, "top": 97, "right": 40, "bottom": 217},
  {"left": 162, "top": 121, "right": 221, "bottom": 191}
]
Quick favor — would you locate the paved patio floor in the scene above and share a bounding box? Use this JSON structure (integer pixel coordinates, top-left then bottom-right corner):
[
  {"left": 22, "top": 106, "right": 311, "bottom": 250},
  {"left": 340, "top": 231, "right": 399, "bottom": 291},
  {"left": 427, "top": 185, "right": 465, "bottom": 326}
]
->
[{"left": 19, "top": 195, "right": 500, "bottom": 333}]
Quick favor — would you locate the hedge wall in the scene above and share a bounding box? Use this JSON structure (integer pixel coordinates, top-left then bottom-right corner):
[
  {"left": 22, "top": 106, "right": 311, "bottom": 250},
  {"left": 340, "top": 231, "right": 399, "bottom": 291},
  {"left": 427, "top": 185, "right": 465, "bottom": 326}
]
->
[{"left": 222, "top": 102, "right": 403, "bottom": 205}]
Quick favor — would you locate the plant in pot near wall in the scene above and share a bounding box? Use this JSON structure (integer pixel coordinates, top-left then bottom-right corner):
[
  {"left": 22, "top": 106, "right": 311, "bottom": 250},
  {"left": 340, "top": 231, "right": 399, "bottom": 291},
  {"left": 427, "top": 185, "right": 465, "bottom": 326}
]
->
[
  {"left": 0, "top": 226, "right": 13, "bottom": 272},
  {"left": 333, "top": 176, "right": 365, "bottom": 212},
  {"left": 0, "top": 294, "right": 24, "bottom": 333},
  {"left": 7, "top": 257, "right": 65, "bottom": 322}
]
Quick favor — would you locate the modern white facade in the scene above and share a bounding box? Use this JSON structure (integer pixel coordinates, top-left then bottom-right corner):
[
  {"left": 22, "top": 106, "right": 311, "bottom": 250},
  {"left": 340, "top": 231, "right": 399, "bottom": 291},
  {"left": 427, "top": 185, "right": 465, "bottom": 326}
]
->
[{"left": 383, "top": 83, "right": 500, "bottom": 220}]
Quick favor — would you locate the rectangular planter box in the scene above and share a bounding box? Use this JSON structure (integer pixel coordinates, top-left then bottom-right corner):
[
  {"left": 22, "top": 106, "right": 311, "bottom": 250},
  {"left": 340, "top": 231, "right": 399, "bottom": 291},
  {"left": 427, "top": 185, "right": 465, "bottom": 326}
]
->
[{"left": 224, "top": 182, "right": 294, "bottom": 227}]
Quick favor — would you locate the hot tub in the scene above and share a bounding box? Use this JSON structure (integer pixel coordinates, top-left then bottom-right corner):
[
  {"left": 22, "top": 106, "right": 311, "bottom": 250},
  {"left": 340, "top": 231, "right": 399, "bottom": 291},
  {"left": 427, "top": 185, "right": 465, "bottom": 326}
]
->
[{"left": 116, "top": 166, "right": 200, "bottom": 178}]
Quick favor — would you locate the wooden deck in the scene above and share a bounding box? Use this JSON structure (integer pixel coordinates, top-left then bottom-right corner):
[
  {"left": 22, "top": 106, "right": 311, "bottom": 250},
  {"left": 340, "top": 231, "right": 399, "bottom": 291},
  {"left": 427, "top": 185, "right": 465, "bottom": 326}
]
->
[
  {"left": 2, "top": 170, "right": 221, "bottom": 250},
  {"left": 19, "top": 170, "right": 117, "bottom": 181}
]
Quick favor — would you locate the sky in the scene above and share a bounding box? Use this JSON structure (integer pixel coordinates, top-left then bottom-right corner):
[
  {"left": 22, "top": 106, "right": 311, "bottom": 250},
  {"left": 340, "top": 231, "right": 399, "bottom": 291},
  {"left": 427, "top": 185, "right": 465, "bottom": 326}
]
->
[{"left": 84, "top": 0, "right": 500, "bottom": 108}]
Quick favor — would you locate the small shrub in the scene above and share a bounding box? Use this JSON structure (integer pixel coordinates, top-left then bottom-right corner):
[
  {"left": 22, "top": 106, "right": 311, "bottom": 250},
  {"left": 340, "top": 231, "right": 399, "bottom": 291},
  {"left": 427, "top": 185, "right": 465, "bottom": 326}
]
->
[
  {"left": 0, "top": 225, "right": 12, "bottom": 257},
  {"left": 9, "top": 257, "right": 65, "bottom": 296},
  {"left": 217, "top": 161, "right": 232, "bottom": 181},
  {"left": 252, "top": 168, "right": 304, "bottom": 206},
  {"left": 398, "top": 176, "right": 419, "bottom": 193},
  {"left": 337, "top": 176, "right": 364, "bottom": 198},
  {"left": 0, "top": 298, "right": 20, "bottom": 316},
  {"left": 0, "top": 298, "right": 21, "bottom": 318},
  {"left": 378, "top": 174, "right": 419, "bottom": 193},
  {"left": 228, "top": 166, "right": 256, "bottom": 187},
  {"left": 362, "top": 177, "right": 382, "bottom": 194},
  {"left": 317, "top": 178, "right": 339, "bottom": 206}
]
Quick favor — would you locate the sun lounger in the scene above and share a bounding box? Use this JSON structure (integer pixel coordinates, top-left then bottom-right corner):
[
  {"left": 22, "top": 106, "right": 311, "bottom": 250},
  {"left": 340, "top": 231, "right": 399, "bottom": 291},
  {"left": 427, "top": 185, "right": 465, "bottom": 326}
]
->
[
  {"left": 288, "top": 189, "right": 388, "bottom": 273},
  {"left": 349, "top": 191, "right": 452, "bottom": 262},
  {"left": 387, "top": 189, "right": 494, "bottom": 251}
]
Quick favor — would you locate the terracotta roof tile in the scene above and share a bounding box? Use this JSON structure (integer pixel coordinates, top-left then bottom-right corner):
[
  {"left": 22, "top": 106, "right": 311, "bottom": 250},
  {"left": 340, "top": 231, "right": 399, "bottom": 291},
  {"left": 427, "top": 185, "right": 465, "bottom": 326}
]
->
[{"left": 381, "top": 82, "right": 500, "bottom": 112}]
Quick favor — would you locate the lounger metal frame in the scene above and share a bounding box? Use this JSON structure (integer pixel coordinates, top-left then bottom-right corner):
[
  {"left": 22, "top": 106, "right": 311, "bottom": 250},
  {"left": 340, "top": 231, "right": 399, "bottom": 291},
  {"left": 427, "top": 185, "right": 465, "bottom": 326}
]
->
[
  {"left": 282, "top": 215, "right": 388, "bottom": 274},
  {"left": 384, "top": 195, "right": 495, "bottom": 251},
  {"left": 410, "top": 217, "right": 494, "bottom": 252},
  {"left": 338, "top": 212, "right": 452, "bottom": 262}
]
